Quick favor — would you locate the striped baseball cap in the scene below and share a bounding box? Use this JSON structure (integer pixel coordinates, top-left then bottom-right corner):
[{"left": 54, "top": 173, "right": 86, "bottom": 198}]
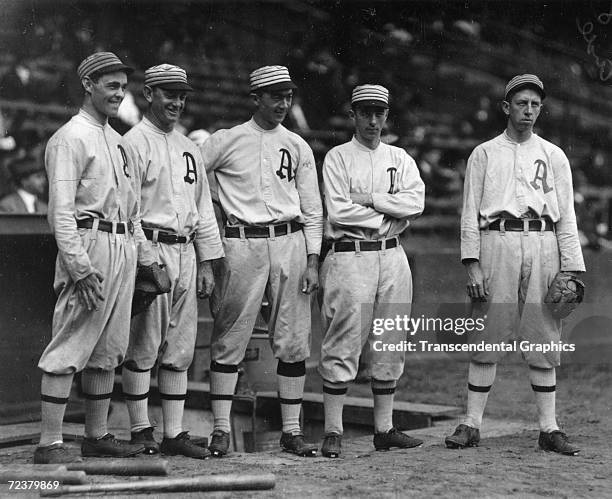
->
[
  {"left": 77, "top": 52, "right": 133, "bottom": 79},
  {"left": 351, "top": 84, "right": 389, "bottom": 108},
  {"left": 504, "top": 74, "right": 545, "bottom": 100},
  {"left": 144, "top": 64, "right": 193, "bottom": 91},
  {"left": 249, "top": 65, "right": 297, "bottom": 92}
]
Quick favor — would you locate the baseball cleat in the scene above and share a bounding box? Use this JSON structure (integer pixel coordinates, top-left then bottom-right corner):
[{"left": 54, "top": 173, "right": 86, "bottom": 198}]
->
[
  {"left": 209, "top": 430, "right": 230, "bottom": 457},
  {"left": 538, "top": 430, "right": 580, "bottom": 456},
  {"left": 280, "top": 432, "right": 318, "bottom": 457},
  {"left": 160, "top": 431, "right": 210, "bottom": 459},
  {"left": 33, "top": 443, "right": 73, "bottom": 464},
  {"left": 373, "top": 427, "right": 423, "bottom": 451},
  {"left": 321, "top": 432, "right": 342, "bottom": 458},
  {"left": 81, "top": 433, "right": 145, "bottom": 458},
  {"left": 130, "top": 427, "right": 160, "bottom": 455},
  {"left": 445, "top": 424, "right": 480, "bottom": 449}
]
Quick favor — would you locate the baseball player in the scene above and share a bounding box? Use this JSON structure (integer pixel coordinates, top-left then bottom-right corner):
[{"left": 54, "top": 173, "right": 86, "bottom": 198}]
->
[
  {"left": 318, "top": 84, "right": 425, "bottom": 458},
  {"left": 200, "top": 65, "right": 323, "bottom": 457},
  {"left": 445, "top": 74, "right": 586, "bottom": 455},
  {"left": 34, "top": 52, "right": 146, "bottom": 463},
  {"left": 121, "top": 64, "right": 223, "bottom": 459}
]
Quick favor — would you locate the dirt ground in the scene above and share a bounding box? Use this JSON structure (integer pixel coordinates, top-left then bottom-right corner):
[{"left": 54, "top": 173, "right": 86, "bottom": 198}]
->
[{"left": 2, "top": 356, "right": 612, "bottom": 498}]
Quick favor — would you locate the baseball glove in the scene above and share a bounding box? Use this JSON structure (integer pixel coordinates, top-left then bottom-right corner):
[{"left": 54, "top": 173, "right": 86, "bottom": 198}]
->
[
  {"left": 544, "top": 272, "right": 585, "bottom": 319},
  {"left": 131, "top": 262, "right": 172, "bottom": 317}
]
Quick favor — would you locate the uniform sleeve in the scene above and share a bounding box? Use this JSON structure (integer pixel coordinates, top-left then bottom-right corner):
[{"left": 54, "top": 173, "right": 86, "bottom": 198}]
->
[
  {"left": 460, "top": 146, "right": 486, "bottom": 262},
  {"left": 371, "top": 152, "right": 425, "bottom": 219},
  {"left": 323, "top": 148, "right": 385, "bottom": 231},
  {"left": 194, "top": 148, "right": 224, "bottom": 261},
  {"left": 124, "top": 138, "right": 156, "bottom": 267},
  {"left": 294, "top": 144, "right": 323, "bottom": 255},
  {"left": 552, "top": 150, "right": 586, "bottom": 272},
  {"left": 200, "top": 129, "right": 228, "bottom": 174},
  {"left": 46, "top": 140, "right": 93, "bottom": 282}
]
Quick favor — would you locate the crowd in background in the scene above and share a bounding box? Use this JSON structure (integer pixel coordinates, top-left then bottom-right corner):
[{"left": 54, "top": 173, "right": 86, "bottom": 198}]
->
[{"left": 0, "top": 3, "right": 610, "bottom": 249}]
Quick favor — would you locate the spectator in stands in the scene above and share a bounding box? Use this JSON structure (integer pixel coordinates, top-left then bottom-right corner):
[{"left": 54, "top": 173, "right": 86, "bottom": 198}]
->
[{"left": 0, "top": 155, "right": 48, "bottom": 214}]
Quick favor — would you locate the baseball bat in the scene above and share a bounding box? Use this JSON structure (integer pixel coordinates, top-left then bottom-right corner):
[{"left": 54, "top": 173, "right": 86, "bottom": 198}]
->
[
  {"left": 0, "top": 466, "right": 87, "bottom": 484},
  {"left": 65, "top": 459, "right": 169, "bottom": 475},
  {"left": 40, "top": 473, "right": 276, "bottom": 496}
]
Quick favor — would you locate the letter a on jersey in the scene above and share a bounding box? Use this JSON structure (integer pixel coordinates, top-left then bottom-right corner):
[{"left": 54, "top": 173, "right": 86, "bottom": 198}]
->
[
  {"left": 118, "top": 144, "right": 130, "bottom": 178},
  {"left": 530, "top": 159, "right": 553, "bottom": 193},
  {"left": 183, "top": 152, "right": 197, "bottom": 184},
  {"left": 276, "top": 148, "right": 294, "bottom": 181}
]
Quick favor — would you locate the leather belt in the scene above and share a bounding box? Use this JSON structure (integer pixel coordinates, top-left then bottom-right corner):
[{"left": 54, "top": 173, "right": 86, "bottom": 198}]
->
[
  {"left": 485, "top": 219, "right": 554, "bottom": 232},
  {"left": 333, "top": 237, "right": 399, "bottom": 252},
  {"left": 77, "top": 218, "right": 133, "bottom": 234},
  {"left": 225, "top": 221, "right": 302, "bottom": 239},
  {"left": 143, "top": 228, "right": 195, "bottom": 244}
]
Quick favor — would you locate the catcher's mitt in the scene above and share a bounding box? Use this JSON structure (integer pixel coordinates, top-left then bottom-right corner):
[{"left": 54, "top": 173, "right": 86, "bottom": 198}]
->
[
  {"left": 131, "top": 262, "right": 172, "bottom": 317},
  {"left": 544, "top": 272, "right": 585, "bottom": 319}
]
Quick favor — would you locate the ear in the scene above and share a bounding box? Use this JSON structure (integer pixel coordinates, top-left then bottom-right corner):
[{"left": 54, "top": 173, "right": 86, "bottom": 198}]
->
[
  {"left": 502, "top": 100, "right": 510, "bottom": 115},
  {"left": 348, "top": 109, "right": 356, "bottom": 120},
  {"left": 250, "top": 92, "right": 260, "bottom": 107},
  {"left": 143, "top": 85, "right": 154, "bottom": 103},
  {"left": 82, "top": 77, "right": 93, "bottom": 94}
]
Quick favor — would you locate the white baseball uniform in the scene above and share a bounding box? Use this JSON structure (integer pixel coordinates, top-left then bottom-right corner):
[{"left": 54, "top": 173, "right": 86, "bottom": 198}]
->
[
  {"left": 201, "top": 118, "right": 323, "bottom": 365},
  {"left": 461, "top": 131, "right": 585, "bottom": 367},
  {"left": 39, "top": 109, "right": 141, "bottom": 374},
  {"left": 318, "top": 137, "right": 425, "bottom": 383},
  {"left": 124, "top": 117, "right": 223, "bottom": 371}
]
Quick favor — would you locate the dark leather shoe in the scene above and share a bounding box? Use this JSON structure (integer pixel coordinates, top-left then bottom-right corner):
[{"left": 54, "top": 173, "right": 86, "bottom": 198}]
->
[
  {"left": 445, "top": 424, "right": 480, "bottom": 449},
  {"left": 209, "top": 430, "right": 230, "bottom": 457},
  {"left": 130, "top": 427, "right": 160, "bottom": 455},
  {"left": 280, "top": 432, "right": 317, "bottom": 457},
  {"left": 81, "top": 433, "right": 145, "bottom": 458},
  {"left": 538, "top": 430, "right": 580, "bottom": 456},
  {"left": 321, "top": 432, "right": 342, "bottom": 458},
  {"left": 374, "top": 427, "right": 423, "bottom": 451},
  {"left": 34, "top": 443, "right": 72, "bottom": 464},
  {"left": 160, "top": 431, "right": 210, "bottom": 459}
]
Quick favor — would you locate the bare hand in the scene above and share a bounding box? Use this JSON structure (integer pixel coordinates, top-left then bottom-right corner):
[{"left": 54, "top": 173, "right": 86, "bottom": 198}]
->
[
  {"left": 197, "top": 260, "right": 215, "bottom": 299},
  {"left": 350, "top": 192, "right": 373, "bottom": 207},
  {"left": 301, "top": 254, "right": 319, "bottom": 294},
  {"left": 465, "top": 261, "right": 489, "bottom": 301},
  {"left": 75, "top": 269, "right": 105, "bottom": 311}
]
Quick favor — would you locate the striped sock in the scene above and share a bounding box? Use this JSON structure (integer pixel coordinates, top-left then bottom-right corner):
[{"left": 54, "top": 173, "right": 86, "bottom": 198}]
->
[
  {"left": 209, "top": 361, "right": 238, "bottom": 433},
  {"left": 464, "top": 362, "right": 496, "bottom": 429},
  {"left": 529, "top": 366, "right": 558, "bottom": 432},
  {"left": 323, "top": 380, "right": 348, "bottom": 435},
  {"left": 122, "top": 363, "right": 152, "bottom": 432},
  {"left": 158, "top": 367, "right": 188, "bottom": 439},
  {"left": 81, "top": 369, "right": 115, "bottom": 439},
  {"left": 40, "top": 372, "right": 74, "bottom": 446},
  {"left": 372, "top": 379, "right": 396, "bottom": 433},
  {"left": 277, "top": 360, "right": 305, "bottom": 435}
]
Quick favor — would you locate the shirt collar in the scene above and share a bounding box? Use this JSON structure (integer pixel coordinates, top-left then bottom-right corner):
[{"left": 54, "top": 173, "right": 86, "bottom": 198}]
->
[
  {"left": 78, "top": 109, "right": 106, "bottom": 128},
  {"left": 351, "top": 135, "right": 381, "bottom": 152},
  {"left": 16, "top": 188, "right": 36, "bottom": 213},
  {"left": 142, "top": 116, "right": 172, "bottom": 135}
]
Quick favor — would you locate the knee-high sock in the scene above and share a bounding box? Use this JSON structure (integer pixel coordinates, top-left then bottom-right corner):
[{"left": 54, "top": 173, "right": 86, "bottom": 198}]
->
[
  {"left": 81, "top": 369, "right": 115, "bottom": 439},
  {"left": 372, "top": 379, "right": 396, "bottom": 433},
  {"left": 464, "top": 362, "right": 497, "bottom": 429},
  {"left": 158, "top": 366, "right": 188, "bottom": 439},
  {"left": 323, "top": 381, "right": 348, "bottom": 435},
  {"left": 122, "top": 363, "right": 152, "bottom": 433},
  {"left": 529, "top": 366, "right": 558, "bottom": 432},
  {"left": 209, "top": 361, "right": 238, "bottom": 433},
  {"left": 277, "top": 360, "right": 306, "bottom": 435},
  {"left": 40, "top": 372, "right": 74, "bottom": 446}
]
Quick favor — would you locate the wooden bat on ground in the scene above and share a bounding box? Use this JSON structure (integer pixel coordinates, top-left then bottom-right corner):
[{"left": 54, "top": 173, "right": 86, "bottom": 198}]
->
[
  {"left": 0, "top": 466, "right": 87, "bottom": 484},
  {"left": 40, "top": 473, "right": 276, "bottom": 496}
]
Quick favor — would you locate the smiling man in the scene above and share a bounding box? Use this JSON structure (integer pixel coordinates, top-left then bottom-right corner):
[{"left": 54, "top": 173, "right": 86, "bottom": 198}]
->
[
  {"left": 318, "top": 84, "right": 425, "bottom": 458},
  {"left": 446, "top": 74, "right": 586, "bottom": 455},
  {"left": 35, "top": 52, "right": 146, "bottom": 463},
  {"left": 200, "top": 65, "right": 323, "bottom": 458},
  {"left": 121, "top": 64, "right": 223, "bottom": 459}
]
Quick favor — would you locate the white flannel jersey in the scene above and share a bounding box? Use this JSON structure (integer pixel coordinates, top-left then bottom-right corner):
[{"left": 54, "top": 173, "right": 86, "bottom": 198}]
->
[
  {"left": 461, "top": 131, "right": 585, "bottom": 271},
  {"left": 123, "top": 117, "right": 223, "bottom": 263},
  {"left": 323, "top": 137, "right": 425, "bottom": 240},
  {"left": 201, "top": 118, "right": 323, "bottom": 255}
]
